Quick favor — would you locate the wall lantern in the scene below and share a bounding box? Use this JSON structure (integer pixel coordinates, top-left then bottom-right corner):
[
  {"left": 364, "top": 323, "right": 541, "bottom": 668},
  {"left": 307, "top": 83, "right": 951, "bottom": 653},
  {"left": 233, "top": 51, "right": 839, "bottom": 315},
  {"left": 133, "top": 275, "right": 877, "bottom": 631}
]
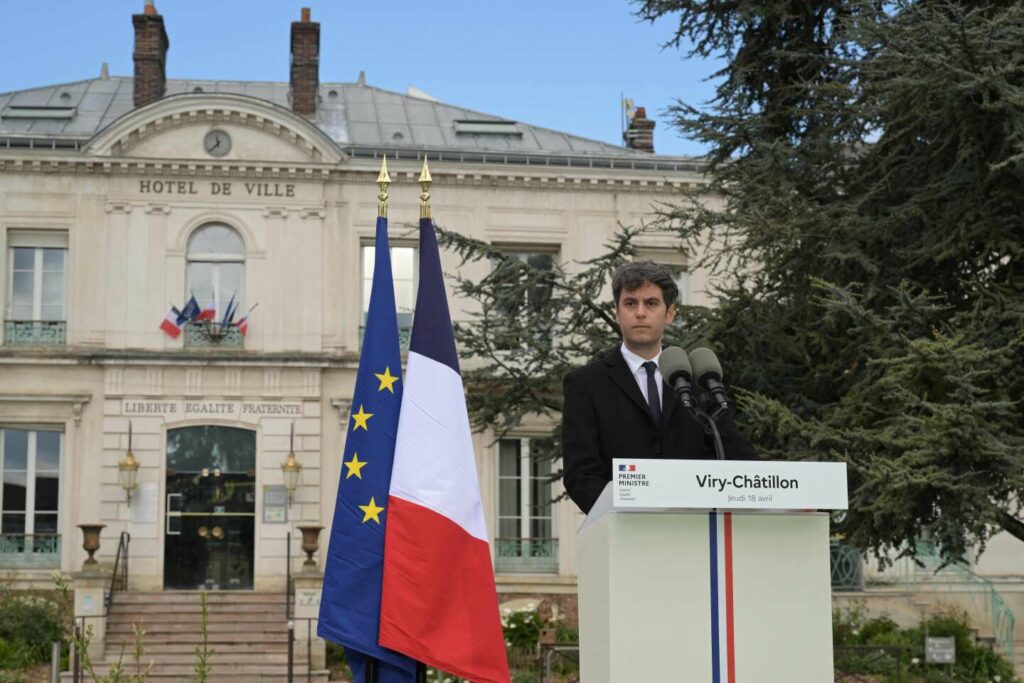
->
[
  {"left": 117, "top": 421, "right": 140, "bottom": 506},
  {"left": 281, "top": 422, "right": 302, "bottom": 506}
]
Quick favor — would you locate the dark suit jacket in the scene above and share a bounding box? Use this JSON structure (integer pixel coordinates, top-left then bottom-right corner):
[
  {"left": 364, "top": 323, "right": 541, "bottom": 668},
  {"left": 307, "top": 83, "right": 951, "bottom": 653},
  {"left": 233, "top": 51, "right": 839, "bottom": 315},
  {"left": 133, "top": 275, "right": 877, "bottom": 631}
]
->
[{"left": 562, "top": 346, "right": 758, "bottom": 514}]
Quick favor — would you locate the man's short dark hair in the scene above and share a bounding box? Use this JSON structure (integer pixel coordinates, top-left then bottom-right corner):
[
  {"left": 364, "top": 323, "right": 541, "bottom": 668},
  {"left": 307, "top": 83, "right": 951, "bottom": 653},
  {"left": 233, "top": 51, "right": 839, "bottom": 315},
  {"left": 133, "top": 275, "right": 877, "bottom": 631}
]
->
[{"left": 612, "top": 260, "right": 679, "bottom": 306}]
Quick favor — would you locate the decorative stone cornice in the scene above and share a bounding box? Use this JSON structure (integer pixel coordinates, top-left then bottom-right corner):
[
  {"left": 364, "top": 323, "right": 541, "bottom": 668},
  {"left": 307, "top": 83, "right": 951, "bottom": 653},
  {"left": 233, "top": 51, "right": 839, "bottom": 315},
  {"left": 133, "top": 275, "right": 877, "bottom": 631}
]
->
[
  {"left": 0, "top": 347, "right": 360, "bottom": 367},
  {"left": 0, "top": 393, "right": 92, "bottom": 424},
  {"left": 0, "top": 156, "right": 704, "bottom": 194}
]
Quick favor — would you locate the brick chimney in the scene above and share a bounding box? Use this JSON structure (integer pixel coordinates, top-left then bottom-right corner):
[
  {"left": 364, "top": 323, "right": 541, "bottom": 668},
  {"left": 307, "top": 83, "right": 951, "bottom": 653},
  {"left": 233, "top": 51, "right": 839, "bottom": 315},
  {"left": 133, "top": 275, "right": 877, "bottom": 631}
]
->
[
  {"left": 290, "top": 8, "right": 320, "bottom": 117},
  {"left": 132, "top": 0, "right": 169, "bottom": 107},
  {"left": 624, "top": 106, "right": 655, "bottom": 153}
]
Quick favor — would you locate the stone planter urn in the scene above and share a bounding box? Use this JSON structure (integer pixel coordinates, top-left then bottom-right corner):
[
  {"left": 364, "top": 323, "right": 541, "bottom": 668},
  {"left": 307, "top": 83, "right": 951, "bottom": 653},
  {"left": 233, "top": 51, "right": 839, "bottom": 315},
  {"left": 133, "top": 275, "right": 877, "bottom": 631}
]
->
[
  {"left": 78, "top": 524, "right": 106, "bottom": 568},
  {"left": 297, "top": 525, "right": 324, "bottom": 571}
]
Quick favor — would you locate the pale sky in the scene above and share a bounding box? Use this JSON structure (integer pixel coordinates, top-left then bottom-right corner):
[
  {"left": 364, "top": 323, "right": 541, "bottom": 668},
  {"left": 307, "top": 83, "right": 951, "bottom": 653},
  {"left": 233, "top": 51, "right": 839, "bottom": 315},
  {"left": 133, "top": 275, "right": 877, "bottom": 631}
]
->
[{"left": 0, "top": 0, "right": 718, "bottom": 157}]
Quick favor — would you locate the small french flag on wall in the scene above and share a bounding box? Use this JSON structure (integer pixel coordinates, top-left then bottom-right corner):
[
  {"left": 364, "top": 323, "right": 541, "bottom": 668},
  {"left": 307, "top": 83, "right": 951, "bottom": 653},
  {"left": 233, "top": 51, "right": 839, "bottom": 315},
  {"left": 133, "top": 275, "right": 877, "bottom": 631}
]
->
[
  {"left": 236, "top": 304, "right": 258, "bottom": 336},
  {"left": 159, "top": 306, "right": 186, "bottom": 338},
  {"left": 197, "top": 299, "right": 217, "bottom": 322}
]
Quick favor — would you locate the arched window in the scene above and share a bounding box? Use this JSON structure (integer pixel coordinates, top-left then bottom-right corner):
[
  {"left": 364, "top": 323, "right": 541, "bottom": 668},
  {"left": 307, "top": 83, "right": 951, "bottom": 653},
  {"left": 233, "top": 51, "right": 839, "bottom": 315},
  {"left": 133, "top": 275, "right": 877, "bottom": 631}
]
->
[{"left": 186, "top": 224, "right": 245, "bottom": 321}]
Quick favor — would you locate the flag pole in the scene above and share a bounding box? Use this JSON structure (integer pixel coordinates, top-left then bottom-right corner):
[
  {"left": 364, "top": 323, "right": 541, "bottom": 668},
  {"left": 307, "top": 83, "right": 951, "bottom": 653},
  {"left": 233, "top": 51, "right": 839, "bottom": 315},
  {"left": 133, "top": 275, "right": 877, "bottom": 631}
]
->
[
  {"left": 407, "top": 153, "right": 436, "bottom": 683},
  {"left": 357, "top": 156, "right": 394, "bottom": 683},
  {"left": 361, "top": 155, "right": 395, "bottom": 683},
  {"left": 419, "top": 155, "right": 432, "bottom": 220},
  {"left": 377, "top": 154, "right": 390, "bottom": 219},
  {"left": 411, "top": 157, "right": 433, "bottom": 683}
]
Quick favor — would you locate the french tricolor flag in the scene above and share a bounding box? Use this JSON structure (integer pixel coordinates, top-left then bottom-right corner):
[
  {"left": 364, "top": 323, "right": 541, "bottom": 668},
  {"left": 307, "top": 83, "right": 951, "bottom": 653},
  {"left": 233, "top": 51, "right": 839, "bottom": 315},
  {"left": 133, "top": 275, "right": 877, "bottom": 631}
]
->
[
  {"left": 196, "top": 299, "right": 217, "bottom": 322},
  {"left": 379, "top": 217, "right": 510, "bottom": 683},
  {"left": 159, "top": 306, "right": 186, "bottom": 338},
  {"left": 235, "top": 305, "right": 257, "bottom": 336}
]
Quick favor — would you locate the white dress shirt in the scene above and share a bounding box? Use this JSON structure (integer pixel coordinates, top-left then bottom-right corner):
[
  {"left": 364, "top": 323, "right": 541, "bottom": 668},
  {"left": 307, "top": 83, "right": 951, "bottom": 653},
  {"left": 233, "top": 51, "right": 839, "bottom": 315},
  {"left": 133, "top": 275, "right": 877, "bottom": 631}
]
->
[{"left": 619, "top": 344, "right": 664, "bottom": 408}]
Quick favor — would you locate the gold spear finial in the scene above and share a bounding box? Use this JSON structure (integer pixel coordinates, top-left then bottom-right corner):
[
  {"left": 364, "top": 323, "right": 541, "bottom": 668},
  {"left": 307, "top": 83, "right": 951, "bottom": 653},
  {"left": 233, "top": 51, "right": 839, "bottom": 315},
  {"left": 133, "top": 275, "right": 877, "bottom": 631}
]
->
[
  {"left": 418, "top": 156, "right": 432, "bottom": 219},
  {"left": 377, "top": 156, "right": 391, "bottom": 218}
]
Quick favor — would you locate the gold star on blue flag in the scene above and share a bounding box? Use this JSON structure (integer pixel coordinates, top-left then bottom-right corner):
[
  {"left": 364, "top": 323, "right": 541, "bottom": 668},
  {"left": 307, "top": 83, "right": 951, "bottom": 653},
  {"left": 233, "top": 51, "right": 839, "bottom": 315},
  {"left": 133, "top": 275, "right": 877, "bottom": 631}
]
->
[{"left": 319, "top": 214, "right": 416, "bottom": 681}]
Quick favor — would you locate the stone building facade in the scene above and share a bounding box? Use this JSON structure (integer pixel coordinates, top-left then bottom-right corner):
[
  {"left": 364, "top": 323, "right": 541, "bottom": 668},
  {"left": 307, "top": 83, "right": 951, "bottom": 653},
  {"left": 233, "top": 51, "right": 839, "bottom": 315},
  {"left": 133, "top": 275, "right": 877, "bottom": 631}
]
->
[{"left": 0, "top": 5, "right": 704, "bottom": 601}]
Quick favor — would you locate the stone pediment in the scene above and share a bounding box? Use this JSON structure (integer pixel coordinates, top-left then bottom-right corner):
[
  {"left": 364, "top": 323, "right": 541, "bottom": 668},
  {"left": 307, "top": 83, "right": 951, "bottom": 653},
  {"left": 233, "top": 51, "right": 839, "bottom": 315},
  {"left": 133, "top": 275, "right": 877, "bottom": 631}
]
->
[{"left": 83, "top": 92, "right": 344, "bottom": 164}]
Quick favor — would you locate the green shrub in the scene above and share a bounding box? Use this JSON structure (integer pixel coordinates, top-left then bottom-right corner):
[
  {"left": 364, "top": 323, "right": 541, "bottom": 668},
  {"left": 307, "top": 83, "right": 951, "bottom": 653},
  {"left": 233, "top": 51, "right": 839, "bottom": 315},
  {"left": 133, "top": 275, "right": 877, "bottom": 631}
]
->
[
  {"left": 0, "top": 639, "right": 35, "bottom": 671},
  {"left": 325, "top": 641, "right": 348, "bottom": 668},
  {"left": 833, "top": 604, "right": 1019, "bottom": 682},
  {"left": 502, "top": 609, "right": 545, "bottom": 652},
  {"left": 324, "top": 643, "right": 353, "bottom": 682},
  {"left": 0, "top": 593, "right": 63, "bottom": 666},
  {"left": 501, "top": 608, "right": 580, "bottom": 682},
  {"left": 554, "top": 620, "right": 578, "bottom": 644},
  {"left": 511, "top": 670, "right": 539, "bottom": 683}
]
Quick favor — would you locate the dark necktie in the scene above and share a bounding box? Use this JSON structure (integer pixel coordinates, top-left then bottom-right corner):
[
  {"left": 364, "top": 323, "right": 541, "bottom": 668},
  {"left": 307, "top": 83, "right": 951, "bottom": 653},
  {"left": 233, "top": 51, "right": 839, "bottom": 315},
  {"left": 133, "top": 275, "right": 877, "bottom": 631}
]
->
[{"left": 642, "top": 361, "right": 662, "bottom": 425}]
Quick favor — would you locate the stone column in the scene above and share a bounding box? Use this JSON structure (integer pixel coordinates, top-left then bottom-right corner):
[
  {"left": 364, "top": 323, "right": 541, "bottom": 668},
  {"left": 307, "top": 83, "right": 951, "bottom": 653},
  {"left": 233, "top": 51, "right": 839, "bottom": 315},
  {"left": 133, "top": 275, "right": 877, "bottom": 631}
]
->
[
  {"left": 71, "top": 569, "right": 112, "bottom": 661},
  {"left": 293, "top": 571, "right": 325, "bottom": 669}
]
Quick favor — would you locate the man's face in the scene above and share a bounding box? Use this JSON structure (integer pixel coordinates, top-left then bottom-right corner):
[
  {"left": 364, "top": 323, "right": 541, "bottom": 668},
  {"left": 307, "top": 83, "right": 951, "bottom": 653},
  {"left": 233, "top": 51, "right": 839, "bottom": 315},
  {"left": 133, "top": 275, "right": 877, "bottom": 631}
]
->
[{"left": 615, "top": 281, "right": 675, "bottom": 352}]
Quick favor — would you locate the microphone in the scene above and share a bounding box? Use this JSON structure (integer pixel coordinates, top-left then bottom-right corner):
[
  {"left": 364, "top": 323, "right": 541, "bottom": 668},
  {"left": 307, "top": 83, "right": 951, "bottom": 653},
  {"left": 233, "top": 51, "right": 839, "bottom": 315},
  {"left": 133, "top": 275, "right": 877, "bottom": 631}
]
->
[
  {"left": 659, "top": 346, "right": 695, "bottom": 411},
  {"left": 688, "top": 347, "right": 730, "bottom": 413}
]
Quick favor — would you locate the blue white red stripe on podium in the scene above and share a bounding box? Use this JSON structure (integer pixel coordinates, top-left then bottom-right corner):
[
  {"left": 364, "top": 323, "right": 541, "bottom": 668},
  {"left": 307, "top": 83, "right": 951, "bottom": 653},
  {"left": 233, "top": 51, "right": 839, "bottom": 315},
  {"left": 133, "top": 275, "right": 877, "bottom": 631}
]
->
[{"left": 709, "top": 511, "right": 736, "bottom": 683}]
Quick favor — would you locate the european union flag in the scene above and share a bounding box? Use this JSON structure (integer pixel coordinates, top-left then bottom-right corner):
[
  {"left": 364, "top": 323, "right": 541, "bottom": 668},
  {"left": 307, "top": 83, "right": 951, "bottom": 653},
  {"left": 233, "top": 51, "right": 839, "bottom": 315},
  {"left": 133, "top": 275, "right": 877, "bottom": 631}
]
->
[
  {"left": 180, "top": 295, "right": 200, "bottom": 322},
  {"left": 319, "top": 215, "right": 417, "bottom": 682}
]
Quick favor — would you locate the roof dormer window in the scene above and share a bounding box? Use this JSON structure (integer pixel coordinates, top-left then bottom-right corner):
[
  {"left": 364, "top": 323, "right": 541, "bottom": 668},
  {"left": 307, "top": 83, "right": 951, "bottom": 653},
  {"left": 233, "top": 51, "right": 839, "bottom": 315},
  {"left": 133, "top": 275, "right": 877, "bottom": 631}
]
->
[
  {"left": 1, "top": 107, "right": 76, "bottom": 120},
  {"left": 453, "top": 120, "right": 522, "bottom": 137}
]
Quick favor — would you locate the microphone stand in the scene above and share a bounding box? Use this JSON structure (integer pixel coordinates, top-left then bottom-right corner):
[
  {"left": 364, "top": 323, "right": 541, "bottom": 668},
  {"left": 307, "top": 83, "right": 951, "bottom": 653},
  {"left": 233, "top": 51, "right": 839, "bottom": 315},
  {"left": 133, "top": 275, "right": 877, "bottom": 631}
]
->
[
  {"left": 672, "top": 384, "right": 726, "bottom": 460},
  {"left": 695, "top": 408, "right": 726, "bottom": 461}
]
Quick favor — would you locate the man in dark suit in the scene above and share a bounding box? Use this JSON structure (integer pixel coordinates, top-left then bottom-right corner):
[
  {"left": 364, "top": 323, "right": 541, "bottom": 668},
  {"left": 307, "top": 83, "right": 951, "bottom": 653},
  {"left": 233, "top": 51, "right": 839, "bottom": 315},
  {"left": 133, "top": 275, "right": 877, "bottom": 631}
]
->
[{"left": 562, "top": 261, "right": 756, "bottom": 514}]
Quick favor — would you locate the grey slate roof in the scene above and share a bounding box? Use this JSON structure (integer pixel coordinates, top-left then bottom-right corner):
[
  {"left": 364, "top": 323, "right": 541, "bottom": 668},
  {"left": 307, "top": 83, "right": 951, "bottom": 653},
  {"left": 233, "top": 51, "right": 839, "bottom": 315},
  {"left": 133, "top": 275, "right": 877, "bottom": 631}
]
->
[{"left": 0, "top": 76, "right": 650, "bottom": 158}]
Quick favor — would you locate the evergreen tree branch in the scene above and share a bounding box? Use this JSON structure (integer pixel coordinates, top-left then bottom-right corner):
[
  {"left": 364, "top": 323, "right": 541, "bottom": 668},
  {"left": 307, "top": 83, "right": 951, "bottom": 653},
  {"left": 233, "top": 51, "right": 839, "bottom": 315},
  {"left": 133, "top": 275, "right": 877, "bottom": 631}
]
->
[{"left": 996, "top": 510, "right": 1024, "bottom": 545}]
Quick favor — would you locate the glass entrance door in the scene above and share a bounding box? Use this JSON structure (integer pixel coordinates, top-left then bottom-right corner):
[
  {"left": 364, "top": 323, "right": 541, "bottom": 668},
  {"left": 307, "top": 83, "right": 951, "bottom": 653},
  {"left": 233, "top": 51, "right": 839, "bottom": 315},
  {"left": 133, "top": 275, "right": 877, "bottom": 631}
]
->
[{"left": 164, "top": 426, "right": 255, "bottom": 590}]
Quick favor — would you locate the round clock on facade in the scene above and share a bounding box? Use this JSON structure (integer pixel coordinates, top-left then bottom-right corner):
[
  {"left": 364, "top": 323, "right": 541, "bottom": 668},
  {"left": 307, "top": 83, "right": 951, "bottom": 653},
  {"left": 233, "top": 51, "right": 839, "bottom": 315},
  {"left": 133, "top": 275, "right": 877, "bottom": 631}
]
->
[{"left": 203, "top": 130, "right": 231, "bottom": 157}]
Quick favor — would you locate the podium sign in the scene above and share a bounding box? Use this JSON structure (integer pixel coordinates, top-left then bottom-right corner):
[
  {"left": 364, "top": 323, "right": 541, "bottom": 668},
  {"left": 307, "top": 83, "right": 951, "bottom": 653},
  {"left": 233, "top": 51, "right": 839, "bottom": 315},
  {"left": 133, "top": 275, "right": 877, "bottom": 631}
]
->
[
  {"left": 579, "top": 460, "right": 847, "bottom": 682},
  {"left": 579, "top": 510, "right": 835, "bottom": 682},
  {"left": 612, "top": 458, "right": 848, "bottom": 510}
]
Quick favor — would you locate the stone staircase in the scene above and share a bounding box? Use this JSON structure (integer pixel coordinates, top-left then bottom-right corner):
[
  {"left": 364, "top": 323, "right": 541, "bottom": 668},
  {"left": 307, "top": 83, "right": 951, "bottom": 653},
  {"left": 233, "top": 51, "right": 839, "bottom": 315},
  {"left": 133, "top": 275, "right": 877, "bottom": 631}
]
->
[{"left": 65, "top": 591, "right": 327, "bottom": 682}]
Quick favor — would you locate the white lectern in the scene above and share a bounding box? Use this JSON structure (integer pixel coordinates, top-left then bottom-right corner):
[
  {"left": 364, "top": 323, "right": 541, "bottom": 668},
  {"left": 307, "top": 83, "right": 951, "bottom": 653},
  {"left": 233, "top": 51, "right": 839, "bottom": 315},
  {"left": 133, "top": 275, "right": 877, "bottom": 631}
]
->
[{"left": 578, "top": 459, "right": 848, "bottom": 683}]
